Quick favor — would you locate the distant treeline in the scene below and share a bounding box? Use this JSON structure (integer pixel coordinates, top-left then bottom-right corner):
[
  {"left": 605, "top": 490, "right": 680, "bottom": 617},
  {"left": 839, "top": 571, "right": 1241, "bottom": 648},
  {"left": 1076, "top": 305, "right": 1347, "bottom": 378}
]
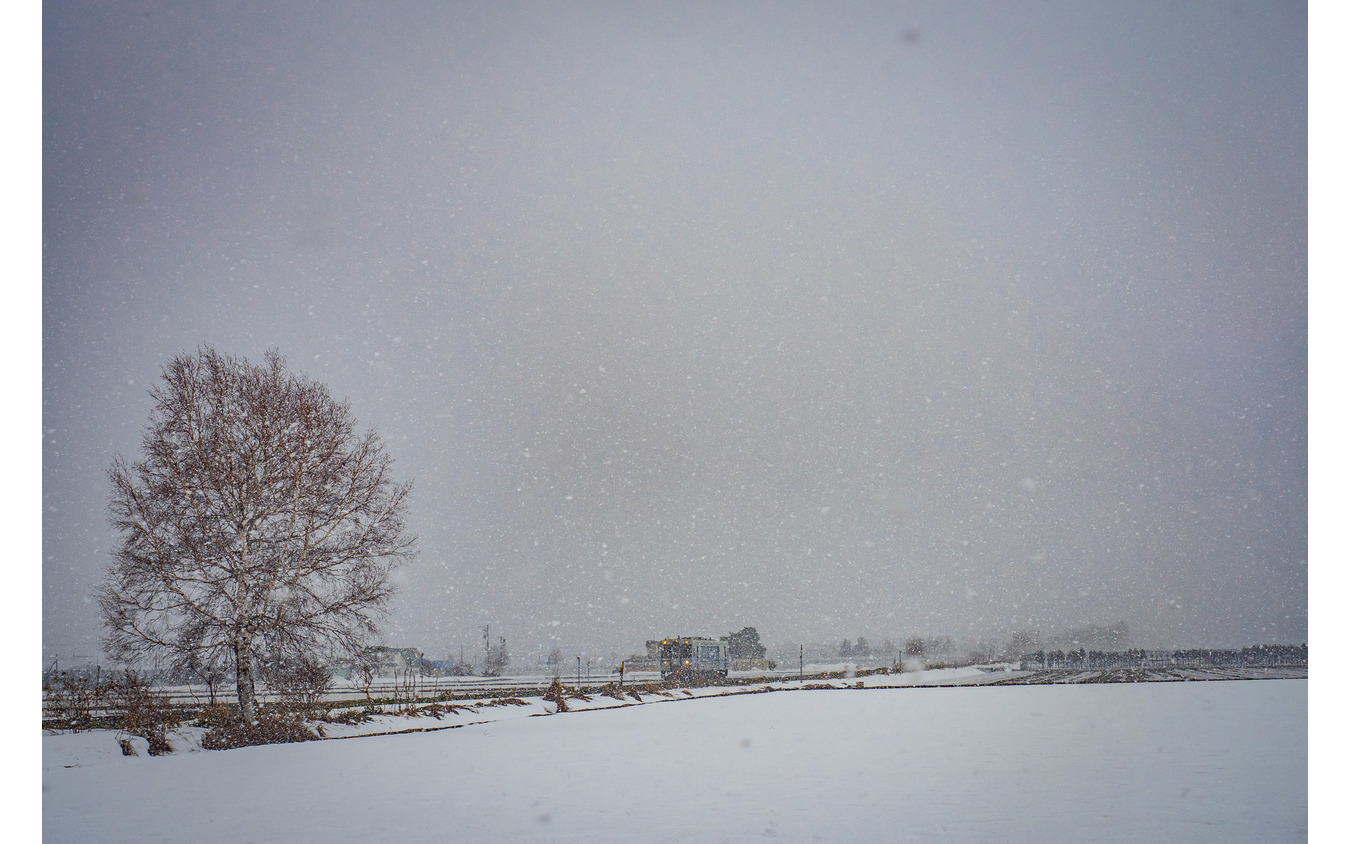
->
[{"left": 1019, "top": 643, "right": 1307, "bottom": 670}]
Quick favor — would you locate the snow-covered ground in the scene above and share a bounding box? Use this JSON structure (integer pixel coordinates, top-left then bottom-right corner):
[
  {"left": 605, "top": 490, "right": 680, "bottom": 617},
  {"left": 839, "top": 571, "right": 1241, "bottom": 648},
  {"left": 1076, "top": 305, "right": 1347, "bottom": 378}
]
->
[{"left": 44, "top": 675, "right": 1306, "bottom": 843}]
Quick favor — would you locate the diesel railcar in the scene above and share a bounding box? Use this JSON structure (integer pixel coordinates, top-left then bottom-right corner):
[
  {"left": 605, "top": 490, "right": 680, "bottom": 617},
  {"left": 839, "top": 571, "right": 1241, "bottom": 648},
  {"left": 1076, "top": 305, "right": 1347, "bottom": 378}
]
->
[{"left": 658, "top": 636, "right": 729, "bottom": 683}]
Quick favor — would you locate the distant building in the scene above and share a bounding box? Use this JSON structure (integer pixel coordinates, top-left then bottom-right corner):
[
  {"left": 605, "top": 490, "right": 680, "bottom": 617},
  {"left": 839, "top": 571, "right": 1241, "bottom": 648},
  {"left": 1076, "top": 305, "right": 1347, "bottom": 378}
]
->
[{"left": 369, "top": 646, "right": 423, "bottom": 676}]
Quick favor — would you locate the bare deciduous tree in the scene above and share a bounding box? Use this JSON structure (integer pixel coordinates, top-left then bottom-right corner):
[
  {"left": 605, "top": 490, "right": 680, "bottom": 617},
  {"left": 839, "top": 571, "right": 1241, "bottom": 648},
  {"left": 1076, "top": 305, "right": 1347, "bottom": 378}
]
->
[
  {"left": 181, "top": 650, "right": 230, "bottom": 707},
  {"left": 350, "top": 645, "right": 382, "bottom": 700},
  {"left": 100, "top": 347, "right": 416, "bottom": 726},
  {"left": 264, "top": 652, "right": 334, "bottom": 717}
]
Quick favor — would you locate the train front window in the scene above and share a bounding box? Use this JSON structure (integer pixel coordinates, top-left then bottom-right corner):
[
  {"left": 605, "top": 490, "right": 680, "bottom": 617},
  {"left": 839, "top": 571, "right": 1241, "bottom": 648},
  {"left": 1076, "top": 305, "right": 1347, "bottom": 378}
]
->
[{"left": 663, "top": 642, "right": 692, "bottom": 667}]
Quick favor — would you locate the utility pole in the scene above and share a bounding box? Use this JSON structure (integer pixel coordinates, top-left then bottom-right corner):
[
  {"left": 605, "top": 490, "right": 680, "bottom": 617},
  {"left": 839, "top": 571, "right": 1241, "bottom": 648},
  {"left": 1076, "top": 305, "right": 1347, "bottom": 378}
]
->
[
  {"left": 483, "top": 625, "right": 491, "bottom": 675},
  {"left": 577, "top": 656, "right": 582, "bottom": 690},
  {"left": 799, "top": 645, "right": 803, "bottom": 683}
]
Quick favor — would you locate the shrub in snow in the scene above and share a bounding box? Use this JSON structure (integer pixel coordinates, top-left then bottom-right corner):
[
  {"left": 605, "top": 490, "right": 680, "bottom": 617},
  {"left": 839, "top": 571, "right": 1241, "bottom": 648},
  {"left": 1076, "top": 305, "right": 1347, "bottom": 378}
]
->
[
  {"left": 201, "top": 705, "right": 318, "bottom": 750},
  {"left": 106, "top": 671, "right": 180, "bottom": 756},
  {"left": 543, "top": 678, "right": 569, "bottom": 712},
  {"left": 324, "top": 707, "right": 374, "bottom": 726},
  {"left": 263, "top": 654, "right": 334, "bottom": 719},
  {"left": 43, "top": 669, "right": 120, "bottom": 732},
  {"left": 410, "top": 702, "right": 473, "bottom": 719}
]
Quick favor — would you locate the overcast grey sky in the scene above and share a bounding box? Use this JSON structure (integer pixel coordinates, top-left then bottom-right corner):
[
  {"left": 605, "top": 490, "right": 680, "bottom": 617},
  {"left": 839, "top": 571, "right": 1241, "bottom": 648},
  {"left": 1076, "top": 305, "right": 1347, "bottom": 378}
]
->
[{"left": 43, "top": 1, "right": 1306, "bottom": 665}]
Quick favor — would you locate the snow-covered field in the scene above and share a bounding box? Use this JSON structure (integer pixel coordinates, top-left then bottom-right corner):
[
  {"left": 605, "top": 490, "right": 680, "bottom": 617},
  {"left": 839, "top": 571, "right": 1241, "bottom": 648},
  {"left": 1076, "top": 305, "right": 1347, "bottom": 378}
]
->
[{"left": 44, "top": 675, "right": 1306, "bottom": 843}]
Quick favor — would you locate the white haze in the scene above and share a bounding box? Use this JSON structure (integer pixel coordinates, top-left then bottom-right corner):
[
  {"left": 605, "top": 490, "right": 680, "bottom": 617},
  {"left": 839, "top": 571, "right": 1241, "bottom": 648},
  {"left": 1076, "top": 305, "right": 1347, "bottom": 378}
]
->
[{"left": 43, "top": 1, "right": 1307, "bottom": 665}]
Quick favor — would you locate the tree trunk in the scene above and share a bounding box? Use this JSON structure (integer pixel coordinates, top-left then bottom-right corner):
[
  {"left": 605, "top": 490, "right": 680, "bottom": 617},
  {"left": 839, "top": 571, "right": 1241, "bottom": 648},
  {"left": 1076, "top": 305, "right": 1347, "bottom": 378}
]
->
[{"left": 234, "top": 635, "right": 258, "bottom": 726}]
